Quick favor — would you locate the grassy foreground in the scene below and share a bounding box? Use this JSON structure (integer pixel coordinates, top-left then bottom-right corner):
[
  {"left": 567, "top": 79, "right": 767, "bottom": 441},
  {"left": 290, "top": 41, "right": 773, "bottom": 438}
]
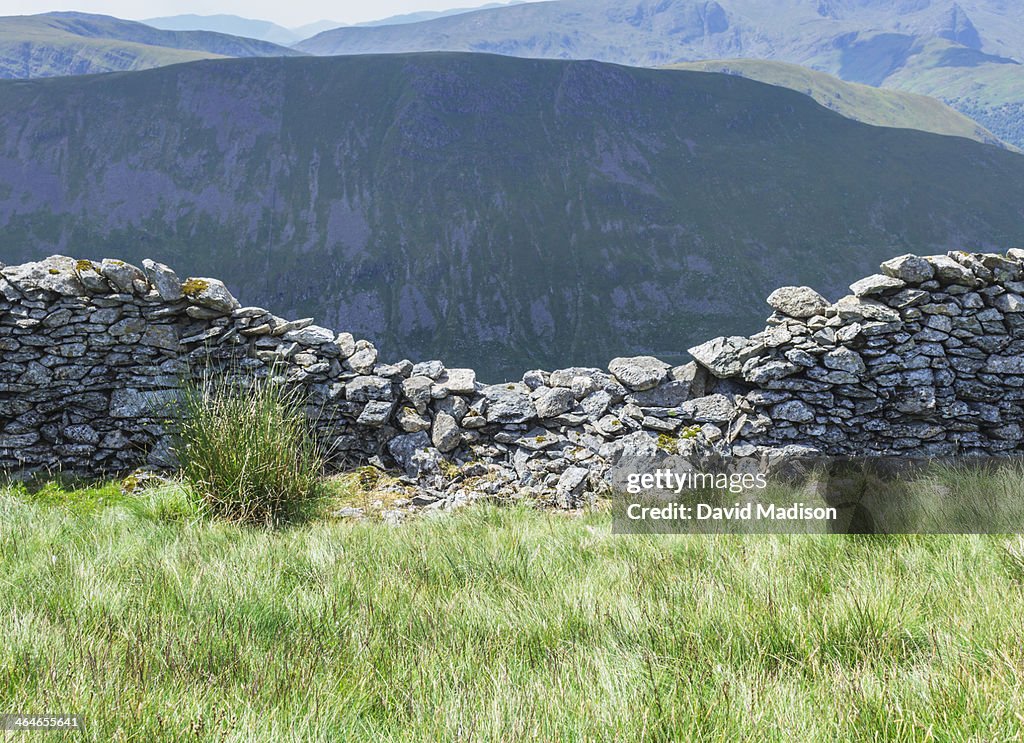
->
[{"left": 3, "top": 481, "right": 1024, "bottom": 741}]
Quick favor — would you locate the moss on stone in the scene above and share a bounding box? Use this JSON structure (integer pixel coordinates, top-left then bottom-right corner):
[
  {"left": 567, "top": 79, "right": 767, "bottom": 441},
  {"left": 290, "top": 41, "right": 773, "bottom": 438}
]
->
[
  {"left": 181, "top": 278, "right": 209, "bottom": 298},
  {"left": 680, "top": 425, "right": 702, "bottom": 440},
  {"left": 656, "top": 433, "right": 678, "bottom": 452}
]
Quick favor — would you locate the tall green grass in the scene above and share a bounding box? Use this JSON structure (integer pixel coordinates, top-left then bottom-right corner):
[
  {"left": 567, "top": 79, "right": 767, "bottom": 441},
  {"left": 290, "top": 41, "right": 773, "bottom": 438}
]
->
[
  {"left": 174, "top": 374, "right": 326, "bottom": 526},
  {"left": 3, "top": 480, "right": 1024, "bottom": 741}
]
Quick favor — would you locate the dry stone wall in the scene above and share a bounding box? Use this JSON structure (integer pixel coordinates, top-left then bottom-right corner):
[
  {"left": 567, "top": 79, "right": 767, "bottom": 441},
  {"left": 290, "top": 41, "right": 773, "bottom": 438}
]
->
[{"left": 2, "top": 250, "right": 1024, "bottom": 508}]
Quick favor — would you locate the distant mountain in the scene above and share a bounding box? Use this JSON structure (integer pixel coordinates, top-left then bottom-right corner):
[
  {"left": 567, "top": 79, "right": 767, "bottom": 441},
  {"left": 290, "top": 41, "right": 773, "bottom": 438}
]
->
[
  {"left": 0, "top": 12, "right": 304, "bottom": 78},
  {"left": 144, "top": 14, "right": 303, "bottom": 46},
  {"left": 355, "top": 2, "right": 529, "bottom": 28},
  {"left": 290, "top": 20, "right": 346, "bottom": 39},
  {"left": 668, "top": 59, "right": 1009, "bottom": 149},
  {"left": 294, "top": 0, "right": 1024, "bottom": 148},
  {"left": 2, "top": 54, "right": 1024, "bottom": 378}
]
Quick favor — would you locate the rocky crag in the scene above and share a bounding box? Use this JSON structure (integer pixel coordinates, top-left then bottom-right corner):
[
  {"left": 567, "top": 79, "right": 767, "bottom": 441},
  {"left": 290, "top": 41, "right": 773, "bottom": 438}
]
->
[{"left": 2, "top": 250, "right": 1024, "bottom": 509}]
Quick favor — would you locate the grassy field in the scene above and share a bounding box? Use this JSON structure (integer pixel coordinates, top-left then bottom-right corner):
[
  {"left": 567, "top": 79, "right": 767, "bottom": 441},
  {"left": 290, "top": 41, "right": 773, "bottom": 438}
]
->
[{"left": 3, "top": 478, "right": 1024, "bottom": 741}]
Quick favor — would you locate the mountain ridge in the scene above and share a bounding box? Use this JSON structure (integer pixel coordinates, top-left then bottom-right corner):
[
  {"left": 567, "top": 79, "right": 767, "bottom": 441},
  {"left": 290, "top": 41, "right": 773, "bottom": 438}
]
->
[{"left": 2, "top": 53, "right": 1024, "bottom": 377}]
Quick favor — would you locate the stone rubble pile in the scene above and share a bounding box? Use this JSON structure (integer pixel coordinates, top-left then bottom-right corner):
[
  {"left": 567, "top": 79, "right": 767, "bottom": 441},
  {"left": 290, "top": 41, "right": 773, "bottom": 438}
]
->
[{"left": 2, "top": 250, "right": 1024, "bottom": 511}]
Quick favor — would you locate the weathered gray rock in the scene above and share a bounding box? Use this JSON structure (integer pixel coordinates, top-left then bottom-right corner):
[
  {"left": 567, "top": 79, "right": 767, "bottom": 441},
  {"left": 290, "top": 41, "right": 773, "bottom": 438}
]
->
[
  {"left": 483, "top": 385, "right": 536, "bottom": 423},
  {"left": 347, "top": 341, "right": 378, "bottom": 375},
  {"left": 681, "top": 394, "right": 736, "bottom": 424},
  {"left": 182, "top": 277, "right": 239, "bottom": 313},
  {"left": 401, "top": 376, "right": 434, "bottom": 414},
  {"left": 823, "top": 347, "right": 865, "bottom": 374},
  {"left": 771, "top": 400, "right": 815, "bottom": 423},
  {"left": 880, "top": 254, "right": 935, "bottom": 283},
  {"left": 766, "top": 286, "right": 830, "bottom": 318},
  {"left": 437, "top": 368, "right": 476, "bottom": 395},
  {"left": 3, "top": 256, "right": 86, "bottom": 296},
  {"left": 608, "top": 356, "right": 670, "bottom": 391},
  {"left": 346, "top": 376, "right": 393, "bottom": 402},
  {"left": 534, "top": 387, "right": 576, "bottom": 418},
  {"left": 142, "top": 259, "right": 183, "bottom": 301},
  {"left": 431, "top": 411, "right": 461, "bottom": 453},
  {"left": 926, "top": 255, "right": 976, "bottom": 285},
  {"left": 357, "top": 400, "right": 394, "bottom": 427},
  {"left": 850, "top": 274, "right": 905, "bottom": 297},
  {"left": 688, "top": 336, "right": 764, "bottom": 378},
  {"left": 283, "top": 324, "right": 336, "bottom": 345}
]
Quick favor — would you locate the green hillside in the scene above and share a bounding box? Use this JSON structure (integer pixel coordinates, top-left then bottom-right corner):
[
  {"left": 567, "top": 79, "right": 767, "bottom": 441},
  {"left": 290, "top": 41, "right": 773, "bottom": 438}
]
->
[
  {"left": 0, "top": 12, "right": 303, "bottom": 78},
  {"left": 2, "top": 53, "right": 1024, "bottom": 378},
  {"left": 667, "top": 58, "right": 1010, "bottom": 149}
]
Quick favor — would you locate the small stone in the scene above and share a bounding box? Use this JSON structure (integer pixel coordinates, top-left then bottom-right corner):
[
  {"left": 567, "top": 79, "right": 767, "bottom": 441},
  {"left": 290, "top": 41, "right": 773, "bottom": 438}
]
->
[
  {"left": 555, "top": 467, "right": 590, "bottom": 508},
  {"left": 483, "top": 385, "right": 536, "bottom": 423},
  {"left": 766, "top": 286, "right": 830, "bottom": 318},
  {"left": 926, "top": 255, "right": 975, "bottom": 285}
]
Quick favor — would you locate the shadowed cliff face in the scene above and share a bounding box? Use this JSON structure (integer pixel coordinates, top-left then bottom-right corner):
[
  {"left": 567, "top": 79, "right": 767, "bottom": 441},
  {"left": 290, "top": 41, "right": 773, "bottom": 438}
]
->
[{"left": 2, "top": 53, "right": 1024, "bottom": 379}]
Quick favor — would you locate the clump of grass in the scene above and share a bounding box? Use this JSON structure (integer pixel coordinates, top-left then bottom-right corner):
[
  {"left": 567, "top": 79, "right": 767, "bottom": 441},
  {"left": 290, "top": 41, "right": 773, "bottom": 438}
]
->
[{"left": 174, "top": 374, "right": 326, "bottom": 526}]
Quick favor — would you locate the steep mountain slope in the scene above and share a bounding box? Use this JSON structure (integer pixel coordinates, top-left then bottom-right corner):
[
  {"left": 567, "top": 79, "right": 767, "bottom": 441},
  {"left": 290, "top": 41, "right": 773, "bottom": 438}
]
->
[
  {"left": 0, "top": 12, "right": 304, "bottom": 78},
  {"left": 2, "top": 54, "right": 1024, "bottom": 378},
  {"left": 294, "top": 0, "right": 1024, "bottom": 147},
  {"left": 668, "top": 59, "right": 1008, "bottom": 148}
]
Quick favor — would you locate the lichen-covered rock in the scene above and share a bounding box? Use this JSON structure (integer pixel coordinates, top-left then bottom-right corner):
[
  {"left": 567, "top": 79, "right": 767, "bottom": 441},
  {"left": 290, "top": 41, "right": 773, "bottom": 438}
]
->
[
  {"left": 182, "top": 276, "right": 239, "bottom": 313},
  {"left": 3, "top": 256, "right": 86, "bottom": 296},
  {"left": 534, "top": 387, "right": 575, "bottom": 418}
]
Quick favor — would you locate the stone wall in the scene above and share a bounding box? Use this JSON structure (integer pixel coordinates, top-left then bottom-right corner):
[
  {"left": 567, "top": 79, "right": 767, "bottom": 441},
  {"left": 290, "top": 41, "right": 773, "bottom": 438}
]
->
[{"left": 2, "top": 250, "right": 1023, "bottom": 507}]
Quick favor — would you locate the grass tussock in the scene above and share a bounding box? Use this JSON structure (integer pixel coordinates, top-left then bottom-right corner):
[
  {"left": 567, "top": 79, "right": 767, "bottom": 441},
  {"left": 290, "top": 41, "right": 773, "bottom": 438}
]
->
[
  {"left": 175, "top": 374, "right": 327, "bottom": 526},
  {"left": 3, "top": 473, "right": 1024, "bottom": 740}
]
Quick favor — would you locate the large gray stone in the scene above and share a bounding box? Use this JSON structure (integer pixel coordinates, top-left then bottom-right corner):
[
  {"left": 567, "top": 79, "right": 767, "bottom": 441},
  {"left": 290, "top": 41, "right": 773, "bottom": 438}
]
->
[
  {"left": 3, "top": 256, "right": 86, "bottom": 297},
  {"left": 182, "top": 276, "right": 239, "bottom": 313},
  {"left": 608, "top": 356, "right": 670, "bottom": 391},
  {"left": 766, "top": 286, "right": 830, "bottom": 318},
  {"left": 771, "top": 400, "right": 815, "bottom": 423},
  {"left": 534, "top": 387, "right": 575, "bottom": 418},
  {"left": 688, "top": 336, "right": 765, "bottom": 378},
  {"left": 483, "top": 385, "right": 536, "bottom": 423},
  {"left": 431, "top": 411, "right": 462, "bottom": 453},
  {"left": 345, "top": 376, "right": 393, "bottom": 402},
  {"left": 142, "top": 259, "right": 183, "bottom": 301},
  {"left": 680, "top": 394, "right": 736, "bottom": 424},
  {"left": 849, "top": 274, "right": 905, "bottom": 297},
  {"left": 880, "top": 254, "right": 935, "bottom": 283}
]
